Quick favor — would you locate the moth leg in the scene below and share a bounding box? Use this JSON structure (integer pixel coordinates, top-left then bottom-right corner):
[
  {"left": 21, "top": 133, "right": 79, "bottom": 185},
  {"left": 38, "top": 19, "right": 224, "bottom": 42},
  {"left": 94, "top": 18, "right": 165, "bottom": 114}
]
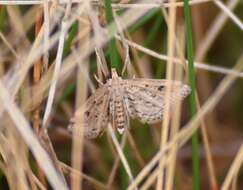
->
[
  {"left": 94, "top": 92, "right": 111, "bottom": 138},
  {"left": 109, "top": 93, "right": 116, "bottom": 130},
  {"left": 123, "top": 94, "right": 131, "bottom": 130}
]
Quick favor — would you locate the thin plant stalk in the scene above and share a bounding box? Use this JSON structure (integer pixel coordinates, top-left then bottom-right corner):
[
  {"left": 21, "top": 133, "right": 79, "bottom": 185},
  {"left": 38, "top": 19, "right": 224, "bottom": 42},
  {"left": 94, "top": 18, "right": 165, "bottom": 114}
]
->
[
  {"left": 104, "top": 0, "right": 120, "bottom": 69},
  {"left": 33, "top": 7, "right": 46, "bottom": 187},
  {"left": 183, "top": 0, "right": 200, "bottom": 189},
  {"left": 157, "top": 0, "right": 176, "bottom": 189},
  {"left": 108, "top": 124, "right": 137, "bottom": 189}
]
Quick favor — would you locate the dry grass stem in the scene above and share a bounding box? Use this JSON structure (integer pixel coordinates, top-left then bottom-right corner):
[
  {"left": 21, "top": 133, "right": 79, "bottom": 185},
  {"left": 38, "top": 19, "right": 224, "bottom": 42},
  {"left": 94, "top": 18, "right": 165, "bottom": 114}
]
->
[
  {"left": 60, "top": 162, "right": 108, "bottom": 190},
  {"left": 213, "top": 0, "right": 243, "bottom": 31},
  {"left": 221, "top": 145, "right": 243, "bottom": 190},
  {"left": 157, "top": 1, "right": 177, "bottom": 189},
  {"left": 196, "top": 95, "right": 218, "bottom": 189},
  {"left": 115, "top": 35, "right": 243, "bottom": 78},
  {"left": 195, "top": 0, "right": 240, "bottom": 60},
  {"left": 0, "top": 0, "right": 242, "bottom": 189},
  {"left": 129, "top": 54, "right": 243, "bottom": 189},
  {"left": 42, "top": 17, "right": 68, "bottom": 127},
  {"left": 0, "top": 81, "right": 68, "bottom": 189},
  {"left": 108, "top": 124, "right": 137, "bottom": 189}
]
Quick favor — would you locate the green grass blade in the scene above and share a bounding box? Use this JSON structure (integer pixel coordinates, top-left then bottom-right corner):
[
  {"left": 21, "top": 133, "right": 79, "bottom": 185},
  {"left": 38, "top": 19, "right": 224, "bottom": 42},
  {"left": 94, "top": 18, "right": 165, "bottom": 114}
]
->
[
  {"left": 129, "top": 9, "right": 159, "bottom": 33},
  {"left": 144, "top": 13, "right": 163, "bottom": 48},
  {"left": 63, "top": 21, "right": 78, "bottom": 57},
  {"left": 0, "top": 6, "right": 6, "bottom": 31},
  {"left": 183, "top": 1, "right": 201, "bottom": 190},
  {"left": 104, "top": 0, "right": 120, "bottom": 69}
]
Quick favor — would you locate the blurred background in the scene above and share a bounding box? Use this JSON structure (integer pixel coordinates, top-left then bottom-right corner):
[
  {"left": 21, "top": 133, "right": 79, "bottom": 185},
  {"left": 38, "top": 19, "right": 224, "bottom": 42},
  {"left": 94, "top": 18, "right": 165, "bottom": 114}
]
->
[{"left": 0, "top": 0, "right": 242, "bottom": 190}]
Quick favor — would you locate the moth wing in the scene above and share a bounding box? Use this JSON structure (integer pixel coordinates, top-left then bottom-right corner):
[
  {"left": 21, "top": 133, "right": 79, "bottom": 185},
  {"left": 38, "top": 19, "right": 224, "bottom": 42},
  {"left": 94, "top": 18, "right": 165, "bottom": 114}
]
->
[
  {"left": 69, "top": 85, "right": 111, "bottom": 139},
  {"left": 123, "top": 79, "right": 191, "bottom": 124}
]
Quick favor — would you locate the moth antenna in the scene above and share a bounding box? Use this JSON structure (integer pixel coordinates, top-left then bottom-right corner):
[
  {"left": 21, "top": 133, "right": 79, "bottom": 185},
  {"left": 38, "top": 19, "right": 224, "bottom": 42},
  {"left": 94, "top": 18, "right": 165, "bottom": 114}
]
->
[{"left": 94, "top": 74, "right": 104, "bottom": 85}]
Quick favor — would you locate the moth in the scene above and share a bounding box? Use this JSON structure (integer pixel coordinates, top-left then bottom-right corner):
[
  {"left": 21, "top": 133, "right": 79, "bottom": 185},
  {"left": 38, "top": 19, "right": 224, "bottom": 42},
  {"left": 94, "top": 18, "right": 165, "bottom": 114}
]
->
[{"left": 69, "top": 69, "right": 191, "bottom": 139}]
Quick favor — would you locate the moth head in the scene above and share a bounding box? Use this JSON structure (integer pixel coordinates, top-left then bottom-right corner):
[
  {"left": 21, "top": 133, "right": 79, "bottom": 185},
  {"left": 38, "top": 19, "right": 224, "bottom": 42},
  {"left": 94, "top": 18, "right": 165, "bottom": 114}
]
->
[{"left": 111, "top": 68, "right": 118, "bottom": 79}]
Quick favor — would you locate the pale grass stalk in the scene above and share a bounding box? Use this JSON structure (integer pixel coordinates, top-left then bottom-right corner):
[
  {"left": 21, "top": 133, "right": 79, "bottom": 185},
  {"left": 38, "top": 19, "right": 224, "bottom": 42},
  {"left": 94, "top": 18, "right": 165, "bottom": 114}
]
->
[
  {"left": 0, "top": 134, "right": 20, "bottom": 190},
  {"left": 196, "top": 95, "right": 218, "bottom": 189},
  {"left": 0, "top": 23, "right": 46, "bottom": 116},
  {"left": 22, "top": 56, "right": 95, "bottom": 113},
  {"left": 3, "top": 0, "right": 171, "bottom": 111},
  {"left": 165, "top": 27, "right": 184, "bottom": 190},
  {"left": 10, "top": 132, "right": 30, "bottom": 189},
  {"left": 91, "top": 5, "right": 109, "bottom": 82},
  {"left": 22, "top": 149, "right": 39, "bottom": 190},
  {"left": 0, "top": 0, "right": 239, "bottom": 114},
  {"left": 122, "top": 31, "right": 143, "bottom": 77},
  {"left": 42, "top": 18, "right": 68, "bottom": 127},
  {"left": 95, "top": 48, "right": 109, "bottom": 81},
  {"left": 107, "top": 132, "right": 127, "bottom": 188},
  {"left": 107, "top": 154, "right": 122, "bottom": 188},
  {"left": 32, "top": 17, "right": 44, "bottom": 189},
  {"left": 0, "top": 81, "right": 67, "bottom": 189},
  {"left": 33, "top": 6, "right": 43, "bottom": 134},
  {"left": 1, "top": 0, "right": 231, "bottom": 119},
  {"left": 113, "top": 11, "right": 132, "bottom": 75},
  {"left": 31, "top": 7, "right": 44, "bottom": 183},
  {"left": 71, "top": 13, "right": 89, "bottom": 190},
  {"left": 0, "top": 0, "right": 211, "bottom": 6},
  {"left": 107, "top": 124, "right": 137, "bottom": 189},
  {"left": 71, "top": 114, "right": 84, "bottom": 190},
  {"left": 0, "top": 32, "right": 18, "bottom": 58},
  {"left": 23, "top": 6, "right": 39, "bottom": 32},
  {"left": 157, "top": 1, "right": 176, "bottom": 189},
  {"left": 112, "top": 0, "right": 212, "bottom": 9},
  {"left": 0, "top": 3, "right": 73, "bottom": 107},
  {"left": 87, "top": 2, "right": 106, "bottom": 50},
  {"left": 115, "top": 35, "right": 243, "bottom": 78},
  {"left": 221, "top": 144, "right": 243, "bottom": 190},
  {"left": 0, "top": 7, "right": 38, "bottom": 57},
  {"left": 43, "top": 0, "right": 50, "bottom": 71},
  {"left": 0, "top": 0, "right": 241, "bottom": 90},
  {"left": 7, "top": 6, "right": 28, "bottom": 42},
  {"left": 1, "top": 4, "right": 52, "bottom": 58},
  {"left": 141, "top": 169, "right": 159, "bottom": 190},
  {"left": 0, "top": 141, "right": 18, "bottom": 189},
  {"left": 213, "top": 0, "right": 243, "bottom": 31},
  {"left": 2, "top": 130, "right": 28, "bottom": 189},
  {"left": 232, "top": 171, "right": 238, "bottom": 190},
  {"left": 128, "top": 54, "right": 243, "bottom": 189},
  {"left": 1, "top": 6, "right": 44, "bottom": 57},
  {"left": 195, "top": 0, "right": 239, "bottom": 60},
  {"left": 177, "top": 54, "right": 243, "bottom": 148},
  {"left": 90, "top": 0, "right": 109, "bottom": 79},
  {"left": 127, "top": 131, "right": 145, "bottom": 167},
  {"left": 140, "top": 150, "right": 171, "bottom": 190},
  {"left": 60, "top": 162, "right": 108, "bottom": 190},
  {"left": 1, "top": 0, "right": 153, "bottom": 111},
  {"left": 0, "top": 0, "right": 43, "bottom": 4},
  {"left": 30, "top": 173, "right": 47, "bottom": 190}
]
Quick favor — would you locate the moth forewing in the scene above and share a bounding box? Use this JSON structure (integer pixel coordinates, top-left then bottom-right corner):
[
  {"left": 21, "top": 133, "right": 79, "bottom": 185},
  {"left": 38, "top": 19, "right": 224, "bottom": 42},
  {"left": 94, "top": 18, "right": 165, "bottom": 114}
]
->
[
  {"left": 68, "top": 69, "right": 191, "bottom": 138},
  {"left": 69, "top": 84, "right": 111, "bottom": 139}
]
